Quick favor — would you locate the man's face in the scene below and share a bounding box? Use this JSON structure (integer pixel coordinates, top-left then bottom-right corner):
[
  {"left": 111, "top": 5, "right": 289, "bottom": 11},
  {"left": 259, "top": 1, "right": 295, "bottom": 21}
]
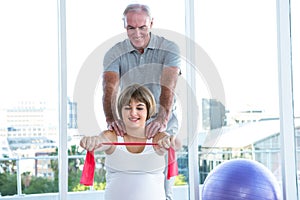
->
[{"left": 124, "top": 11, "right": 152, "bottom": 51}]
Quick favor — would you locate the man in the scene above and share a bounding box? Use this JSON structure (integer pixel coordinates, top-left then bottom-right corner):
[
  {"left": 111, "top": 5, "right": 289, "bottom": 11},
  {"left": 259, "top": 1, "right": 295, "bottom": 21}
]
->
[{"left": 102, "top": 4, "right": 181, "bottom": 200}]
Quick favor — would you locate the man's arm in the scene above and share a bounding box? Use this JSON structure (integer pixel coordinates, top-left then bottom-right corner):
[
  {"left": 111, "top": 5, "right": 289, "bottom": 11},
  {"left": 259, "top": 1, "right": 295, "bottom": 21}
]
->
[
  {"left": 145, "top": 66, "right": 180, "bottom": 138},
  {"left": 102, "top": 71, "right": 126, "bottom": 136}
]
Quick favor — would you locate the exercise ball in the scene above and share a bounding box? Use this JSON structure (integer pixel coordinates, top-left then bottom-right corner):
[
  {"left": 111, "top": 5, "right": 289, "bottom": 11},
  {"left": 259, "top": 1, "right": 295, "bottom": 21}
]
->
[{"left": 202, "top": 159, "right": 281, "bottom": 200}]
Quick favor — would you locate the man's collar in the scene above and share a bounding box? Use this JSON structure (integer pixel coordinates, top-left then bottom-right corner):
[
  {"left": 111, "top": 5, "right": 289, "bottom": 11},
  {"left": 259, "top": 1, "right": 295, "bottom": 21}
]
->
[{"left": 146, "top": 33, "right": 156, "bottom": 49}]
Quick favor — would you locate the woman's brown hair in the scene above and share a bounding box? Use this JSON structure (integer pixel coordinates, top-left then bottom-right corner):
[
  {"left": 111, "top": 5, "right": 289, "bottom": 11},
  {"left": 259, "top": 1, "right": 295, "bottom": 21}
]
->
[{"left": 117, "top": 84, "right": 156, "bottom": 120}]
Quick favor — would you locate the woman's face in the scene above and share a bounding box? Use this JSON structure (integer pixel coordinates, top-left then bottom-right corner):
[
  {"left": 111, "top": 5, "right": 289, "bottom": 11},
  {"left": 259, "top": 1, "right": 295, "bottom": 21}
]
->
[
  {"left": 122, "top": 99, "right": 148, "bottom": 129},
  {"left": 124, "top": 11, "right": 152, "bottom": 52}
]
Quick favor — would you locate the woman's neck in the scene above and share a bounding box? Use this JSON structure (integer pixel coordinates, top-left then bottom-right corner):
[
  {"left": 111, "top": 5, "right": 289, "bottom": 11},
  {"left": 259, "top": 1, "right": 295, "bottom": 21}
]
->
[
  {"left": 125, "top": 127, "right": 146, "bottom": 139},
  {"left": 123, "top": 128, "right": 148, "bottom": 154}
]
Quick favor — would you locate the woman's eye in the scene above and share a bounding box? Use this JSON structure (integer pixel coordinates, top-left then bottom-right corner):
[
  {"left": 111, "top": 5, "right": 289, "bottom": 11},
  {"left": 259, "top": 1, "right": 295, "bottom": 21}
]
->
[
  {"left": 124, "top": 107, "right": 131, "bottom": 110},
  {"left": 137, "top": 107, "right": 144, "bottom": 110}
]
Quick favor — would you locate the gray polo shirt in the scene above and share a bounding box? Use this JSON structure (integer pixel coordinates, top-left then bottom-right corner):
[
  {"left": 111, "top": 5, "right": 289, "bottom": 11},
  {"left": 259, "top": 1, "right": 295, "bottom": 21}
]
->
[{"left": 103, "top": 33, "right": 181, "bottom": 134}]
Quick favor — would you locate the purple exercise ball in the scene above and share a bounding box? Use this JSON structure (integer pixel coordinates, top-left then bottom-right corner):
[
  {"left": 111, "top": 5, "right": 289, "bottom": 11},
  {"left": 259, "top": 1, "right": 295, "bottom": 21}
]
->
[{"left": 202, "top": 159, "right": 281, "bottom": 200}]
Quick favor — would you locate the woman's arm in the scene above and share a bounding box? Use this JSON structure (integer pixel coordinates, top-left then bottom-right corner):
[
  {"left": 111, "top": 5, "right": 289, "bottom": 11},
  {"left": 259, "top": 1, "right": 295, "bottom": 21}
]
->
[{"left": 80, "top": 130, "right": 117, "bottom": 154}]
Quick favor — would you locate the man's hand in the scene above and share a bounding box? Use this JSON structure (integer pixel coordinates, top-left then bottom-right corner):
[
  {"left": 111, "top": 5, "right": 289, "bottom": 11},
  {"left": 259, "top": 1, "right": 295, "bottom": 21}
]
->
[
  {"left": 145, "top": 116, "right": 167, "bottom": 138},
  {"left": 107, "top": 119, "right": 127, "bottom": 137}
]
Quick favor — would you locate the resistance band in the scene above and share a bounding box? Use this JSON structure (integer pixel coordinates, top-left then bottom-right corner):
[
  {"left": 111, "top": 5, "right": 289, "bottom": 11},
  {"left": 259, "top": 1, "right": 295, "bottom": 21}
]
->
[
  {"left": 80, "top": 142, "right": 178, "bottom": 186},
  {"left": 102, "top": 142, "right": 158, "bottom": 145}
]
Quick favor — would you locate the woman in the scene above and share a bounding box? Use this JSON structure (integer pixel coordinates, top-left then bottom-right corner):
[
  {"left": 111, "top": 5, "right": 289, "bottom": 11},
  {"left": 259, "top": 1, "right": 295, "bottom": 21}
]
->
[{"left": 80, "top": 84, "right": 181, "bottom": 200}]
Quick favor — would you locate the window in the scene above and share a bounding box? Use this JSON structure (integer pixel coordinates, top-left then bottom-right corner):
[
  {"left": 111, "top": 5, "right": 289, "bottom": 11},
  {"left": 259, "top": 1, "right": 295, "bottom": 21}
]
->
[
  {"left": 0, "top": 0, "right": 298, "bottom": 199},
  {"left": 0, "top": 0, "right": 58, "bottom": 195}
]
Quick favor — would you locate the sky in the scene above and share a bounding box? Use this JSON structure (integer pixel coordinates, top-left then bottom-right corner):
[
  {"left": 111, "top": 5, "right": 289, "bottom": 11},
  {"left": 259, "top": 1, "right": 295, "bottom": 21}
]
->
[{"left": 0, "top": 0, "right": 299, "bottom": 119}]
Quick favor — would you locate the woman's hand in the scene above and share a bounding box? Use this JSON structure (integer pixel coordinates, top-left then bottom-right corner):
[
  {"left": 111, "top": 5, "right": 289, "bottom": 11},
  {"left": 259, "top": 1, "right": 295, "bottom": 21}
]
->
[
  {"left": 153, "top": 132, "right": 181, "bottom": 155},
  {"left": 157, "top": 135, "right": 176, "bottom": 151},
  {"left": 80, "top": 136, "right": 103, "bottom": 152}
]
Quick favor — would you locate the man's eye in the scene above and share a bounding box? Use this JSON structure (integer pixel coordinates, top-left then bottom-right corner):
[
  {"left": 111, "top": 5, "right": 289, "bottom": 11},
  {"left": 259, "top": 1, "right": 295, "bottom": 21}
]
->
[{"left": 139, "top": 26, "right": 147, "bottom": 31}]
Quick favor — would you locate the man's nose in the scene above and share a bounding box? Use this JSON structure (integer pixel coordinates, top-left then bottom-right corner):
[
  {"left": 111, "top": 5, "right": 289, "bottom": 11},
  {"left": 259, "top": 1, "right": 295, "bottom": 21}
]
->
[{"left": 132, "top": 28, "right": 142, "bottom": 35}]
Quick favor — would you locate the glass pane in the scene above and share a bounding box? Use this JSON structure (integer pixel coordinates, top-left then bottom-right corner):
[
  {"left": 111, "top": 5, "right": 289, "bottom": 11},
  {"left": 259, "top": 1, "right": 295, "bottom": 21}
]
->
[
  {"left": 66, "top": 0, "right": 187, "bottom": 198},
  {"left": 291, "top": 0, "right": 300, "bottom": 193},
  {"left": 0, "top": 0, "right": 58, "bottom": 196},
  {"left": 195, "top": 0, "right": 280, "bottom": 194}
]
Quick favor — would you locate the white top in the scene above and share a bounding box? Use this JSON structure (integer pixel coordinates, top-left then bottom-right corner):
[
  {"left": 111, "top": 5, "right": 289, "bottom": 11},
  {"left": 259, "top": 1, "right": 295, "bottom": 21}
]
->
[{"left": 104, "top": 137, "right": 166, "bottom": 200}]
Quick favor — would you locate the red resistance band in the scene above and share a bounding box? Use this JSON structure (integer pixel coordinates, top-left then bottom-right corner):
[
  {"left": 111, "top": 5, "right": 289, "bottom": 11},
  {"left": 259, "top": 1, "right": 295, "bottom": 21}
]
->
[{"left": 80, "top": 143, "right": 178, "bottom": 186}]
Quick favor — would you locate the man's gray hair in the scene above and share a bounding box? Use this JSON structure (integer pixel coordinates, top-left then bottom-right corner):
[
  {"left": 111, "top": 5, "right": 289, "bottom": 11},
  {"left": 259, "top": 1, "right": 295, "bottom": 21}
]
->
[{"left": 123, "top": 4, "right": 152, "bottom": 19}]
